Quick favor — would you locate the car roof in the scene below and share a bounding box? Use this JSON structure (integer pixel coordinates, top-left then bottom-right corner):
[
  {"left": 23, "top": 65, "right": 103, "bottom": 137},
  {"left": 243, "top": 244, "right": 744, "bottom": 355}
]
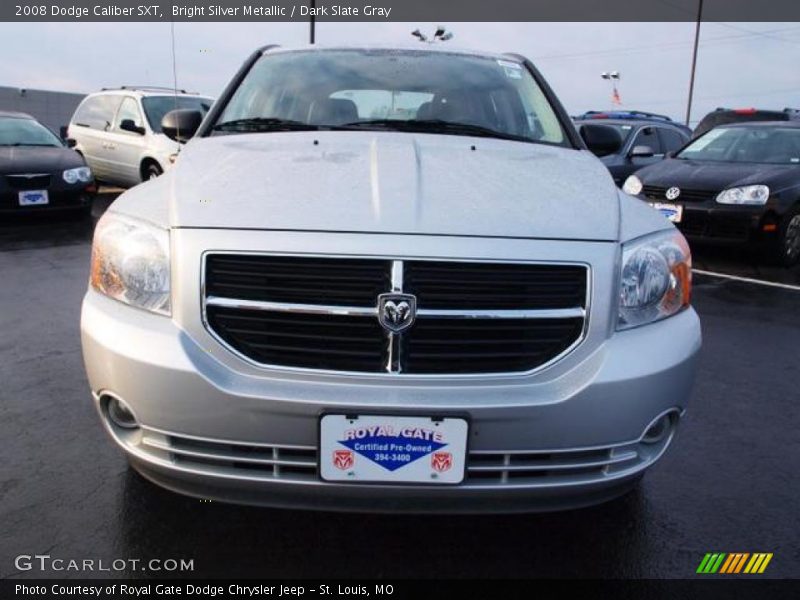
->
[
  {"left": 576, "top": 118, "right": 683, "bottom": 128},
  {"left": 0, "top": 110, "right": 34, "bottom": 120},
  {"left": 716, "top": 120, "right": 800, "bottom": 129},
  {"left": 89, "top": 87, "right": 212, "bottom": 99},
  {"left": 263, "top": 43, "right": 523, "bottom": 63}
]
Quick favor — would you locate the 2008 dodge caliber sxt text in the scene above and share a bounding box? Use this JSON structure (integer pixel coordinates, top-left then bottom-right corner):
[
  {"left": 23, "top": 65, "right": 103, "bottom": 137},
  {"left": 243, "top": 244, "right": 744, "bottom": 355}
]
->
[{"left": 80, "top": 45, "right": 701, "bottom": 512}]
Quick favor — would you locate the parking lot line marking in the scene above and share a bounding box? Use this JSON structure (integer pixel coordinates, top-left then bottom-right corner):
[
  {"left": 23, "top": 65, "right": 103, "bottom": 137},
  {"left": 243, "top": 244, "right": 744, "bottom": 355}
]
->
[{"left": 693, "top": 269, "right": 800, "bottom": 292}]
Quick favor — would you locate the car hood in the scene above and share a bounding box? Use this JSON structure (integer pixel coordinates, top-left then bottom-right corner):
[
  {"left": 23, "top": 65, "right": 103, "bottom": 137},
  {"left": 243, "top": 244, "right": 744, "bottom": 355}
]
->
[
  {"left": 0, "top": 146, "right": 85, "bottom": 174},
  {"left": 636, "top": 158, "right": 800, "bottom": 192},
  {"left": 168, "top": 131, "right": 620, "bottom": 241}
]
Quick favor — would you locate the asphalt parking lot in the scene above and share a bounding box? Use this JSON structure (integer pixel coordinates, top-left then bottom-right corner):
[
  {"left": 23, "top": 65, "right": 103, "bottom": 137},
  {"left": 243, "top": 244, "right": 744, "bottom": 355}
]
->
[{"left": 1, "top": 190, "right": 798, "bottom": 580}]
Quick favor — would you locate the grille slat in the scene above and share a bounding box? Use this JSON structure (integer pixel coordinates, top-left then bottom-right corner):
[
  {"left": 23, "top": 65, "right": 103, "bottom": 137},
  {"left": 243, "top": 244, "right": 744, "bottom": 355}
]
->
[
  {"left": 206, "top": 255, "right": 390, "bottom": 306},
  {"left": 405, "top": 260, "right": 586, "bottom": 310},
  {"left": 204, "top": 255, "right": 587, "bottom": 375}
]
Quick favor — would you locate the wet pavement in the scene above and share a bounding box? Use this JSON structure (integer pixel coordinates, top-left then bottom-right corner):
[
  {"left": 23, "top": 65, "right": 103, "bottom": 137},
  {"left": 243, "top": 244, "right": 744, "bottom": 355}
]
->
[{"left": 1, "top": 191, "right": 798, "bottom": 579}]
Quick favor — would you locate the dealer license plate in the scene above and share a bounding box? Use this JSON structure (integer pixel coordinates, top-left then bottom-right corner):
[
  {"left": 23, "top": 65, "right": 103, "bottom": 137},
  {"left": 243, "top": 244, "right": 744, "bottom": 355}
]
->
[
  {"left": 649, "top": 202, "right": 683, "bottom": 223},
  {"left": 18, "top": 190, "right": 49, "bottom": 206},
  {"left": 319, "top": 414, "right": 468, "bottom": 484}
]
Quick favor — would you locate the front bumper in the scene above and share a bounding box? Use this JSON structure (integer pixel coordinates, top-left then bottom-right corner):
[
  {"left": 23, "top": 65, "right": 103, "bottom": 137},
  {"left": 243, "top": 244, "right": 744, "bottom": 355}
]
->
[
  {"left": 0, "top": 186, "right": 94, "bottom": 214},
  {"left": 81, "top": 282, "right": 701, "bottom": 512},
  {"left": 642, "top": 197, "right": 774, "bottom": 244}
]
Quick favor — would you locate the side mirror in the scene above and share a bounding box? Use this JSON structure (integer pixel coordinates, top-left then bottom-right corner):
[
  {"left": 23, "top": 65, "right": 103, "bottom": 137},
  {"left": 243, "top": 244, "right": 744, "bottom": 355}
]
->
[
  {"left": 120, "top": 119, "right": 146, "bottom": 135},
  {"left": 65, "top": 138, "right": 77, "bottom": 148},
  {"left": 161, "top": 109, "right": 203, "bottom": 143},
  {"left": 580, "top": 123, "right": 623, "bottom": 157},
  {"left": 630, "top": 145, "right": 655, "bottom": 159},
  {"left": 664, "top": 150, "right": 676, "bottom": 159}
]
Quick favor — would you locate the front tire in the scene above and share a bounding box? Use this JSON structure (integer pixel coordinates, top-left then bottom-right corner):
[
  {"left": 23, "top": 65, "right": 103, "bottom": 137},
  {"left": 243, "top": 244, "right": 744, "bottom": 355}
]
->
[
  {"left": 769, "top": 208, "right": 800, "bottom": 267},
  {"left": 143, "top": 162, "right": 163, "bottom": 181}
]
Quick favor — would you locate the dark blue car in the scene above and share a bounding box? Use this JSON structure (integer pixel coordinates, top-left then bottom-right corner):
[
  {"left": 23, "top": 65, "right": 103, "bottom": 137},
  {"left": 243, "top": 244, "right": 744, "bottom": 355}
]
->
[{"left": 573, "top": 111, "right": 691, "bottom": 186}]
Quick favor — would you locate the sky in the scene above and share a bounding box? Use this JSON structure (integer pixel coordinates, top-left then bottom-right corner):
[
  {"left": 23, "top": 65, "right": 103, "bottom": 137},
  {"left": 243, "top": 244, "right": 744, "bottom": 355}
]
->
[{"left": 0, "top": 21, "right": 798, "bottom": 125}]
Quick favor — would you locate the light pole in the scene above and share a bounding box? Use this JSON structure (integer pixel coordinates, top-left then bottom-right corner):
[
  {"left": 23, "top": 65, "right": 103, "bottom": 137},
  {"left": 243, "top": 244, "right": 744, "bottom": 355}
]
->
[
  {"left": 309, "top": 0, "right": 315, "bottom": 44},
  {"left": 685, "top": 0, "right": 704, "bottom": 126},
  {"left": 601, "top": 71, "right": 621, "bottom": 107}
]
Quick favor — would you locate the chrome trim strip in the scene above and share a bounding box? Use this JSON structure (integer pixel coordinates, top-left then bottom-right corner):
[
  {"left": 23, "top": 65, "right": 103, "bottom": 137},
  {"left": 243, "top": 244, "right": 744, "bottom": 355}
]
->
[
  {"left": 206, "top": 296, "right": 377, "bottom": 317},
  {"left": 416, "top": 307, "right": 585, "bottom": 320},
  {"left": 390, "top": 260, "right": 403, "bottom": 292},
  {"left": 205, "top": 296, "right": 584, "bottom": 321},
  {"left": 200, "top": 251, "right": 592, "bottom": 380}
]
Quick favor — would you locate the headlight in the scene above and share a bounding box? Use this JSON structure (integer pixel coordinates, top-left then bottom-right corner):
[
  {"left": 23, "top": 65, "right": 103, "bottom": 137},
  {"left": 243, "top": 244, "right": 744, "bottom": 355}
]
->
[
  {"left": 716, "top": 185, "right": 769, "bottom": 205},
  {"left": 90, "top": 212, "right": 170, "bottom": 315},
  {"left": 618, "top": 229, "right": 691, "bottom": 330},
  {"left": 63, "top": 166, "right": 92, "bottom": 184},
  {"left": 622, "top": 175, "right": 643, "bottom": 196}
]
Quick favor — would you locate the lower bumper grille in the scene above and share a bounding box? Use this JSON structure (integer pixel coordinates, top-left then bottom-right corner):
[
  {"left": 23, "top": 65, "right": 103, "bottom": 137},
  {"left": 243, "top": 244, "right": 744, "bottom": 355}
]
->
[{"left": 136, "top": 427, "right": 670, "bottom": 489}]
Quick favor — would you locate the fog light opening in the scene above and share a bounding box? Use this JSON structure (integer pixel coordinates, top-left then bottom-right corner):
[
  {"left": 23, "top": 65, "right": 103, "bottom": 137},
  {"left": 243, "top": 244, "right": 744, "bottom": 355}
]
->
[
  {"left": 642, "top": 413, "right": 673, "bottom": 445},
  {"left": 106, "top": 396, "right": 139, "bottom": 430}
]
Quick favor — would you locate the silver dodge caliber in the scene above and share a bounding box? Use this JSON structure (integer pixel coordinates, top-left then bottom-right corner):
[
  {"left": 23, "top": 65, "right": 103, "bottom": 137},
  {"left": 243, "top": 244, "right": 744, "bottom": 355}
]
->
[{"left": 81, "top": 45, "right": 701, "bottom": 512}]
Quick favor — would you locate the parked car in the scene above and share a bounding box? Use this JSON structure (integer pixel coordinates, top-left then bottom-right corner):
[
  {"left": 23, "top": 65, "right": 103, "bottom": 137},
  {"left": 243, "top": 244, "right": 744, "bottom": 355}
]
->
[
  {"left": 67, "top": 87, "right": 213, "bottom": 187},
  {"left": 692, "top": 107, "right": 800, "bottom": 139},
  {"left": 623, "top": 121, "right": 800, "bottom": 265},
  {"left": 81, "top": 45, "right": 701, "bottom": 512},
  {"left": 0, "top": 111, "right": 95, "bottom": 215},
  {"left": 574, "top": 111, "right": 691, "bottom": 186}
]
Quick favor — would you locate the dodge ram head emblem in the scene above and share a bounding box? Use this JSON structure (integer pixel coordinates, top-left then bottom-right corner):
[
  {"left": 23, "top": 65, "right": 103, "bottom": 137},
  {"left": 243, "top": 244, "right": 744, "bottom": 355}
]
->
[
  {"left": 377, "top": 293, "right": 417, "bottom": 333},
  {"left": 665, "top": 186, "right": 681, "bottom": 200}
]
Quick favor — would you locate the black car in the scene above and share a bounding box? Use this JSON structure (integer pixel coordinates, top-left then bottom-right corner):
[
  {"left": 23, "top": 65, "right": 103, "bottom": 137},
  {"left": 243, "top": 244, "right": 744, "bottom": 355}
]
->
[
  {"left": 624, "top": 121, "right": 800, "bottom": 265},
  {"left": 693, "top": 107, "right": 800, "bottom": 139},
  {"left": 573, "top": 111, "right": 691, "bottom": 186},
  {"left": 0, "top": 111, "right": 95, "bottom": 215}
]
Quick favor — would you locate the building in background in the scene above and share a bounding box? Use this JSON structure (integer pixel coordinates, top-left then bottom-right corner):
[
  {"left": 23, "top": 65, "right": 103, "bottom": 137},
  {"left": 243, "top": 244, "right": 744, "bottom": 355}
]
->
[{"left": 0, "top": 86, "right": 85, "bottom": 134}]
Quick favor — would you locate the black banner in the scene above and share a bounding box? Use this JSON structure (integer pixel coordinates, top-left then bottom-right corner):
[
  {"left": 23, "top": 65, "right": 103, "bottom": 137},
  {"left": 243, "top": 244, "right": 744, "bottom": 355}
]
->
[
  {"left": 3, "top": 580, "right": 800, "bottom": 600},
  {"left": 5, "top": 0, "right": 800, "bottom": 23}
]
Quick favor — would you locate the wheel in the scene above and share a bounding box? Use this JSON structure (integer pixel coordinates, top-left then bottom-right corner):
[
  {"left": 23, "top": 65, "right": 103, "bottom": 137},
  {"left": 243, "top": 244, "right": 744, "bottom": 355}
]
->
[
  {"left": 143, "top": 162, "right": 163, "bottom": 181},
  {"left": 769, "top": 209, "right": 800, "bottom": 267}
]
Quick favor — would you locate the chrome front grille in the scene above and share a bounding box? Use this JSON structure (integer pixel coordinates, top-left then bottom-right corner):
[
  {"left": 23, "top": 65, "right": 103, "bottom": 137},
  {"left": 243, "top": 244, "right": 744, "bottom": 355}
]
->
[
  {"left": 5, "top": 173, "right": 51, "bottom": 190},
  {"left": 643, "top": 185, "right": 717, "bottom": 203},
  {"left": 203, "top": 254, "right": 589, "bottom": 376},
  {"left": 137, "top": 429, "right": 663, "bottom": 489}
]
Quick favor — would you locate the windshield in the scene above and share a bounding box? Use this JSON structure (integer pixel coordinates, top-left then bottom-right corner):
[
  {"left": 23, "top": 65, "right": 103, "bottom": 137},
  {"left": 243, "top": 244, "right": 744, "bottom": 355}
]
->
[
  {"left": 678, "top": 126, "right": 800, "bottom": 165},
  {"left": 0, "top": 117, "right": 62, "bottom": 147},
  {"left": 142, "top": 96, "right": 214, "bottom": 133},
  {"left": 213, "top": 49, "right": 569, "bottom": 146}
]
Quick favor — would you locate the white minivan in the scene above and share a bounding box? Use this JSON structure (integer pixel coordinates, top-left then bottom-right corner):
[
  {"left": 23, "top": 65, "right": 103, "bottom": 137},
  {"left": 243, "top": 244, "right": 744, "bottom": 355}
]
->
[{"left": 67, "top": 87, "right": 213, "bottom": 187}]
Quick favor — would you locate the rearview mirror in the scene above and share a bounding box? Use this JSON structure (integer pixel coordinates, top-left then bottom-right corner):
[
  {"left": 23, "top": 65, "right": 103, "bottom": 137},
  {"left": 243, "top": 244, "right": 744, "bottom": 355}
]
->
[
  {"left": 120, "top": 119, "right": 146, "bottom": 135},
  {"left": 161, "top": 109, "right": 203, "bottom": 143},
  {"left": 630, "top": 145, "right": 655, "bottom": 159},
  {"left": 579, "top": 124, "right": 623, "bottom": 157}
]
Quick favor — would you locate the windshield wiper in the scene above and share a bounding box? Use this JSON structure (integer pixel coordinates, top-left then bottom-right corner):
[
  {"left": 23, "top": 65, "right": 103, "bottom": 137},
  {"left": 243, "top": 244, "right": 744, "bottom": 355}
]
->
[
  {"left": 338, "top": 119, "right": 534, "bottom": 143},
  {"left": 212, "top": 118, "right": 320, "bottom": 133}
]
